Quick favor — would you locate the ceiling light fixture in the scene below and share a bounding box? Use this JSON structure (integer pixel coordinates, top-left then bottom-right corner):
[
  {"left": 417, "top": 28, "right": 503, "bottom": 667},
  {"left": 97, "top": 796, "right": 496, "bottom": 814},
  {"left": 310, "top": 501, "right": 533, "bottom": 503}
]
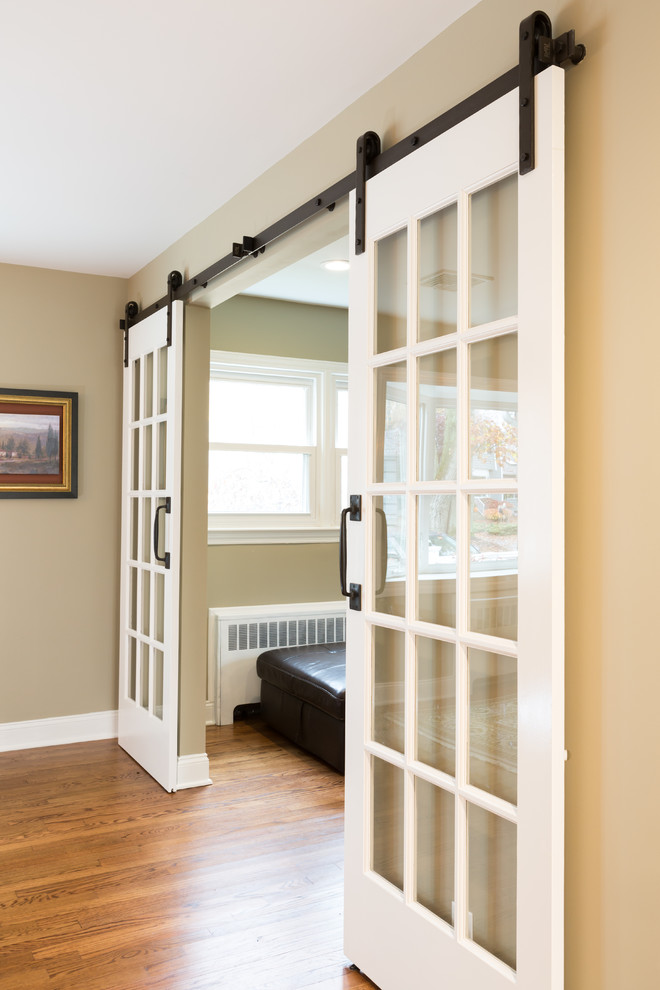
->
[{"left": 321, "top": 259, "right": 350, "bottom": 272}]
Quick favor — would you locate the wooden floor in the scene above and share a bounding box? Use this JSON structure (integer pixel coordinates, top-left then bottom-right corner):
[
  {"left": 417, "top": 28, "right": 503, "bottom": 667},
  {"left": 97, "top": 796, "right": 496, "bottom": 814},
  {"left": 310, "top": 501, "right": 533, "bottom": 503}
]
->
[{"left": 0, "top": 720, "right": 378, "bottom": 990}]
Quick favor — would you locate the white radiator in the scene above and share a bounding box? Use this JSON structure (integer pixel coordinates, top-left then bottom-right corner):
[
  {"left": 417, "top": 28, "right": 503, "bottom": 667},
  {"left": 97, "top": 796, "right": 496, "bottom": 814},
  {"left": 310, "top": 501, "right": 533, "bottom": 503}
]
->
[{"left": 208, "top": 601, "right": 347, "bottom": 725}]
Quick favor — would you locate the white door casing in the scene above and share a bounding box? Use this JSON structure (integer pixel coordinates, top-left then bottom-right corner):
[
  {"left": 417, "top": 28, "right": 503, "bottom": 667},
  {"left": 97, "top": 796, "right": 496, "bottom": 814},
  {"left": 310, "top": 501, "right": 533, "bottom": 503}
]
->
[
  {"left": 118, "top": 302, "right": 183, "bottom": 793},
  {"left": 344, "top": 67, "right": 564, "bottom": 988}
]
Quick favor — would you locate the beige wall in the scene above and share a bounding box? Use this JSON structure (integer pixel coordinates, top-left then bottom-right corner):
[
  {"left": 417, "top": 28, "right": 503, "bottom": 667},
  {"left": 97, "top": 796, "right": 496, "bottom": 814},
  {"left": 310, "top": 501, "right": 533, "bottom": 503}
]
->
[
  {"left": 208, "top": 294, "right": 348, "bottom": 610},
  {"left": 207, "top": 543, "right": 343, "bottom": 610},
  {"left": 0, "top": 264, "right": 126, "bottom": 722},
  {"left": 127, "top": 0, "right": 660, "bottom": 986}
]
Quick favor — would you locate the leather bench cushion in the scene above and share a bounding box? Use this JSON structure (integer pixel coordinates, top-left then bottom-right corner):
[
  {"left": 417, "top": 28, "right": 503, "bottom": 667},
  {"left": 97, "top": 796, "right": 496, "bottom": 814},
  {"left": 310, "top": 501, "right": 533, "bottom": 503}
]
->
[{"left": 256, "top": 643, "right": 346, "bottom": 721}]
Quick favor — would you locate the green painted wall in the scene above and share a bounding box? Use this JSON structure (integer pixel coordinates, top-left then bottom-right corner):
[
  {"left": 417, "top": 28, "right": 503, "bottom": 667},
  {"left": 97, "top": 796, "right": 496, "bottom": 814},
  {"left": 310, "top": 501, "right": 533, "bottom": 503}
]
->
[{"left": 211, "top": 294, "right": 348, "bottom": 363}]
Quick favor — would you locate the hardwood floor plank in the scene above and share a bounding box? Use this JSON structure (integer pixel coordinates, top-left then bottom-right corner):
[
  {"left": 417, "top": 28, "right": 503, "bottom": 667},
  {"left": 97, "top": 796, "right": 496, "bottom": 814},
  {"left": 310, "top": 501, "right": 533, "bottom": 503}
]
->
[{"left": 0, "top": 721, "right": 379, "bottom": 989}]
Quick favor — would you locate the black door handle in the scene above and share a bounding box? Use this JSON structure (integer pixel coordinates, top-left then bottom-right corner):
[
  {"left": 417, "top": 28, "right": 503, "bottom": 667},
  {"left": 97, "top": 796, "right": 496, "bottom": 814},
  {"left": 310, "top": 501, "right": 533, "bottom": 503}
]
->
[
  {"left": 375, "top": 506, "right": 388, "bottom": 595},
  {"left": 153, "top": 497, "right": 171, "bottom": 569},
  {"left": 339, "top": 507, "right": 351, "bottom": 598},
  {"left": 339, "top": 496, "right": 362, "bottom": 611}
]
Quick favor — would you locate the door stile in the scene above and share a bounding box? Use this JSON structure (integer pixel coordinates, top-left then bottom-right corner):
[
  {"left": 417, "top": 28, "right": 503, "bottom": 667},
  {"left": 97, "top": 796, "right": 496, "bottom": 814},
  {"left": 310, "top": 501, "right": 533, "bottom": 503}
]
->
[
  {"left": 163, "top": 302, "right": 183, "bottom": 789},
  {"left": 402, "top": 657, "right": 415, "bottom": 909},
  {"left": 404, "top": 212, "right": 417, "bottom": 915},
  {"left": 453, "top": 186, "right": 469, "bottom": 956},
  {"left": 346, "top": 195, "right": 368, "bottom": 892},
  {"left": 515, "top": 67, "right": 565, "bottom": 985}
]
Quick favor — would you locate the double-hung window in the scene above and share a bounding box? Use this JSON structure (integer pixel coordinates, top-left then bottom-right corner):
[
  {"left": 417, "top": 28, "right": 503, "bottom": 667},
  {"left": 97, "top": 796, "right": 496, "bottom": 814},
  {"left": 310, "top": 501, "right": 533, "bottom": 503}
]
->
[{"left": 208, "top": 351, "right": 348, "bottom": 544}]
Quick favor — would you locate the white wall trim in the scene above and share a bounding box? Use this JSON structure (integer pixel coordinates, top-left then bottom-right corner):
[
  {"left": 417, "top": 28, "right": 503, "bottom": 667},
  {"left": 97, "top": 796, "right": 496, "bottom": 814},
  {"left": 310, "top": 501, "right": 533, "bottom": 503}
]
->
[
  {"left": 0, "top": 716, "right": 212, "bottom": 791},
  {"left": 208, "top": 526, "right": 340, "bottom": 545},
  {"left": 0, "top": 710, "right": 118, "bottom": 752},
  {"left": 177, "top": 753, "right": 212, "bottom": 790}
]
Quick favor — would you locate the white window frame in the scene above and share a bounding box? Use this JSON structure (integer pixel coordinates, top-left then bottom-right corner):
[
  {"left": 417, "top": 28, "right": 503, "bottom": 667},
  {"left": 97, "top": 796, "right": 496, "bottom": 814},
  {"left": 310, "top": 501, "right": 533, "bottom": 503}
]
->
[{"left": 208, "top": 350, "right": 348, "bottom": 545}]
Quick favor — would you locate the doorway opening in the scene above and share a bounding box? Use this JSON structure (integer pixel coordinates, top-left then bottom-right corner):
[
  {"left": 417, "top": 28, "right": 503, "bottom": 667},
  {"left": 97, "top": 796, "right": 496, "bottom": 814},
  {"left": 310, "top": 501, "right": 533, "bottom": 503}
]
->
[{"left": 193, "top": 212, "right": 350, "bottom": 739}]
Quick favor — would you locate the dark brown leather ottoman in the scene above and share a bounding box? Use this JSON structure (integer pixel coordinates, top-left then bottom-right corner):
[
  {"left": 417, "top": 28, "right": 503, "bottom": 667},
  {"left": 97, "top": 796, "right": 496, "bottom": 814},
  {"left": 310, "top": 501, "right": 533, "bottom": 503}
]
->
[{"left": 256, "top": 643, "right": 346, "bottom": 773}]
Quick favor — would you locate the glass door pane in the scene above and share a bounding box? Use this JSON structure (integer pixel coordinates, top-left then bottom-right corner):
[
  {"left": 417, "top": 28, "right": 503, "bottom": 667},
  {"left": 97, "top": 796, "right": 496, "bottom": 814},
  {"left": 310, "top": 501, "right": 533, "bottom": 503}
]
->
[
  {"left": 132, "top": 357, "right": 140, "bottom": 422},
  {"left": 418, "top": 203, "right": 458, "bottom": 341},
  {"left": 469, "top": 497, "right": 518, "bottom": 640},
  {"left": 468, "top": 648, "right": 517, "bottom": 804},
  {"left": 372, "top": 626, "right": 405, "bottom": 753},
  {"left": 469, "top": 174, "right": 517, "bottom": 327},
  {"left": 154, "top": 650, "right": 164, "bottom": 720},
  {"left": 158, "top": 346, "right": 168, "bottom": 414},
  {"left": 417, "top": 493, "right": 456, "bottom": 627},
  {"left": 417, "top": 349, "right": 457, "bottom": 481},
  {"left": 143, "top": 425, "right": 152, "bottom": 489},
  {"left": 374, "top": 495, "right": 406, "bottom": 617},
  {"left": 143, "top": 351, "right": 153, "bottom": 418},
  {"left": 374, "top": 362, "right": 407, "bottom": 483},
  {"left": 128, "top": 638, "right": 137, "bottom": 701},
  {"left": 376, "top": 229, "right": 407, "bottom": 353},
  {"left": 416, "top": 636, "right": 455, "bottom": 775},
  {"left": 469, "top": 334, "right": 518, "bottom": 480},
  {"left": 140, "top": 642, "right": 150, "bottom": 710},
  {"left": 371, "top": 756, "right": 404, "bottom": 890},
  {"left": 468, "top": 803, "right": 517, "bottom": 969},
  {"left": 416, "top": 779, "right": 455, "bottom": 924}
]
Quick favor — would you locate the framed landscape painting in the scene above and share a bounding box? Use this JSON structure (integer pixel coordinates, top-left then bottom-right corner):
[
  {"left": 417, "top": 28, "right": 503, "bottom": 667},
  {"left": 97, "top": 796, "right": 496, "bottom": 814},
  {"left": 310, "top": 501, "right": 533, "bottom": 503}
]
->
[{"left": 0, "top": 388, "right": 78, "bottom": 498}]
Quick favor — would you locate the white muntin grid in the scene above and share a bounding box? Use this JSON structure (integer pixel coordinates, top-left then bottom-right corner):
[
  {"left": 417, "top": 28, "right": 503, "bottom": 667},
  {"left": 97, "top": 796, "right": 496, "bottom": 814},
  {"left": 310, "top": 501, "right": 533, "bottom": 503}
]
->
[{"left": 362, "top": 172, "right": 520, "bottom": 974}]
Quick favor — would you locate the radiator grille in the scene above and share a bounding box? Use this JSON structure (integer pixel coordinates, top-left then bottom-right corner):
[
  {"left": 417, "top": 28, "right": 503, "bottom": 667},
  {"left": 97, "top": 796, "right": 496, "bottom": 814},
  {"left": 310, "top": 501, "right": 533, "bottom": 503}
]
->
[{"left": 226, "top": 612, "right": 345, "bottom": 654}]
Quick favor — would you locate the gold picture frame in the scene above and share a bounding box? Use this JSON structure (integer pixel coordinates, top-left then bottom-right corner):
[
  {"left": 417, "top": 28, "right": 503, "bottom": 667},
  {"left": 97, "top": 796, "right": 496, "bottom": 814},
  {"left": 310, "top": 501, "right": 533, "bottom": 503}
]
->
[{"left": 0, "top": 388, "right": 78, "bottom": 498}]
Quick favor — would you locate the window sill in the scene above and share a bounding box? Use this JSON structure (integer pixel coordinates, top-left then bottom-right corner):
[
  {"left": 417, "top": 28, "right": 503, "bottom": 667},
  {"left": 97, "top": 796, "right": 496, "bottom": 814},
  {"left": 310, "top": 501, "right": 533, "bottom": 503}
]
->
[{"left": 208, "top": 527, "right": 340, "bottom": 546}]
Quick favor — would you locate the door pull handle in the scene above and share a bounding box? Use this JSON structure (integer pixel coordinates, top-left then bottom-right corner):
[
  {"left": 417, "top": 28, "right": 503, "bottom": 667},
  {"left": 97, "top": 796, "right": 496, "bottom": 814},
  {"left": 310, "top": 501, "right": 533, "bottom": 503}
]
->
[
  {"left": 153, "top": 497, "right": 171, "bottom": 569},
  {"left": 339, "top": 495, "right": 362, "bottom": 611},
  {"left": 375, "top": 506, "right": 388, "bottom": 595}
]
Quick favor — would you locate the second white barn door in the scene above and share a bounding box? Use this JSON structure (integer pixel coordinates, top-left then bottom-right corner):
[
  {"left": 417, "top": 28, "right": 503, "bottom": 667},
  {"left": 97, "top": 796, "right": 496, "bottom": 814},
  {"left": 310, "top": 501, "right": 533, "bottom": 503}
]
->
[
  {"left": 344, "top": 67, "right": 565, "bottom": 989},
  {"left": 118, "top": 303, "right": 183, "bottom": 793}
]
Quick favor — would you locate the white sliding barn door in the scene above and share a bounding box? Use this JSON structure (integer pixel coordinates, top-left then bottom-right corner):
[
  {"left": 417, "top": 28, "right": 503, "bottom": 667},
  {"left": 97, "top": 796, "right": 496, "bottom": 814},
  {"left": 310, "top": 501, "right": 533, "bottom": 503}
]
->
[
  {"left": 118, "top": 303, "right": 183, "bottom": 792},
  {"left": 344, "top": 67, "right": 565, "bottom": 989}
]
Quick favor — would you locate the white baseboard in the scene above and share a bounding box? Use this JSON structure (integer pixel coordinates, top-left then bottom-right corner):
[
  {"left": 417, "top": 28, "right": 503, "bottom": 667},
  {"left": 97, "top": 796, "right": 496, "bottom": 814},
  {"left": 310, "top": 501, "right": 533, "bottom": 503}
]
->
[
  {"left": 0, "top": 715, "right": 212, "bottom": 791},
  {"left": 0, "top": 710, "right": 118, "bottom": 752},
  {"left": 205, "top": 700, "right": 216, "bottom": 725},
  {"left": 177, "top": 753, "right": 212, "bottom": 789}
]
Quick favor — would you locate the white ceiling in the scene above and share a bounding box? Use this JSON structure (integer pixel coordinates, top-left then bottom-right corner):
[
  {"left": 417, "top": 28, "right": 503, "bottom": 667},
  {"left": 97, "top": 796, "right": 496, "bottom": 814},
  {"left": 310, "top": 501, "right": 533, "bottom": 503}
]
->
[
  {"left": 243, "top": 237, "right": 350, "bottom": 309},
  {"left": 0, "top": 0, "right": 479, "bottom": 279}
]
